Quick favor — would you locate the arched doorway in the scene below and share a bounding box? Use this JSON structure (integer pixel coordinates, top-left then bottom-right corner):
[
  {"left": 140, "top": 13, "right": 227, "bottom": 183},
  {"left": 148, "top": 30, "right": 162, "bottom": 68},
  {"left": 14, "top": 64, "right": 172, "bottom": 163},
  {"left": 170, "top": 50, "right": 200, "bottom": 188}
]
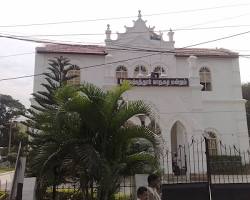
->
[{"left": 171, "top": 121, "right": 187, "bottom": 175}]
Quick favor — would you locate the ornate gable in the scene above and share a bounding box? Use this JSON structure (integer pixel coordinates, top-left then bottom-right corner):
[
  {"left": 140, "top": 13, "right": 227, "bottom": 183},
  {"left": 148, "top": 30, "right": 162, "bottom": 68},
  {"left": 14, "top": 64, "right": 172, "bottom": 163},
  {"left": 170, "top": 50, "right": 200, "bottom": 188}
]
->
[{"left": 105, "top": 10, "right": 175, "bottom": 50}]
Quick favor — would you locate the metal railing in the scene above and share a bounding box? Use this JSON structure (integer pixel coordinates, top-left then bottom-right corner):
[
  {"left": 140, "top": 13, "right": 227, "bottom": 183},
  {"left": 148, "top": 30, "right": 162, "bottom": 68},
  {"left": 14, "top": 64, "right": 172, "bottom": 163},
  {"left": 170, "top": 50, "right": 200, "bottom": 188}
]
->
[
  {"left": 45, "top": 176, "right": 135, "bottom": 200},
  {"left": 161, "top": 138, "right": 250, "bottom": 184}
]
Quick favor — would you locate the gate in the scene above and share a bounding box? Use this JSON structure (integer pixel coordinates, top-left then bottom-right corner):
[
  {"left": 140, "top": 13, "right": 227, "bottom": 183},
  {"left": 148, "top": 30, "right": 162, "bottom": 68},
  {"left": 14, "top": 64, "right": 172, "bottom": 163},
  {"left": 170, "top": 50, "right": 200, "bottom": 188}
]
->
[{"left": 161, "top": 137, "right": 250, "bottom": 200}]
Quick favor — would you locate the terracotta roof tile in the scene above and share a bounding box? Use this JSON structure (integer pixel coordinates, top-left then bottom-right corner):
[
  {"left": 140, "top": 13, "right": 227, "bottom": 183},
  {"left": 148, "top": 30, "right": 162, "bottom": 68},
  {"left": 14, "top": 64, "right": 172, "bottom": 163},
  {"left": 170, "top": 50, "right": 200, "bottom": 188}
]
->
[
  {"left": 36, "top": 44, "right": 107, "bottom": 55},
  {"left": 36, "top": 44, "right": 238, "bottom": 58},
  {"left": 175, "top": 48, "right": 238, "bottom": 58}
]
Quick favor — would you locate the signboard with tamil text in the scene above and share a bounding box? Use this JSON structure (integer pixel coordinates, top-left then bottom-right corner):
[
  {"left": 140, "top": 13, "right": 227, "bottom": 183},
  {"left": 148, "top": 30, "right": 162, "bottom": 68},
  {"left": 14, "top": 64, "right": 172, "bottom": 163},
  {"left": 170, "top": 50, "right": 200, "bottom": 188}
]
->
[{"left": 118, "top": 78, "right": 189, "bottom": 87}]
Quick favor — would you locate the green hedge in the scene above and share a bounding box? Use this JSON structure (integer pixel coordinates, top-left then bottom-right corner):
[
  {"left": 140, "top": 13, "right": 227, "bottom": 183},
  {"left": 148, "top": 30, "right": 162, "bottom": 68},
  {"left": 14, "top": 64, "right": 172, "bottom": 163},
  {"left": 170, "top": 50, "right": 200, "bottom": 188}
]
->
[
  {"left": 209, "top": 155, "right": 243, "bottom": 174},
  {"left": 45, "top": 190, "right": 133, "bottom": 200},
  {"left": 0, "top": 147, "right": 7, "bottom": 156},
  {"left": 0, "top": 191, "right": 7, "bottom": 200},
  {"left": 45, "top": 191, "right": 82, "bottom": 200},
  {"left": 0, "top": 167, "right": 14, "bottom": 173},
  {"left": 6, "top": 153, "right": 17, "bottom": 164},
  {"left": 114, "top": 193, "right": 133, "bottom": 200}
]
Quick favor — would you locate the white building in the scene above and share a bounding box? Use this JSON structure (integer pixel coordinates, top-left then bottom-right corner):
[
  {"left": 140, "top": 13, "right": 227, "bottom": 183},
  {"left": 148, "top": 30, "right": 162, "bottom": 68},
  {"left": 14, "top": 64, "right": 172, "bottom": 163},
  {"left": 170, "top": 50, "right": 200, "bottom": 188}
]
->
[{"left": 33, "top": 11, "right": 249, "bottom": 173}]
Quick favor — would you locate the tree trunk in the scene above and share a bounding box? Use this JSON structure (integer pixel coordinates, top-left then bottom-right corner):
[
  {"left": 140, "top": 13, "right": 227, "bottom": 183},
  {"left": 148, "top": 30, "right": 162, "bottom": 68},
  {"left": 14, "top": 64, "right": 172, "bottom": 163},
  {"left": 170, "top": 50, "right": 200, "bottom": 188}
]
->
[
  {"left": 97, "top": 176, "right": 120, "bottom": 200},
  {"left": 52, "top": 167, "right": 57, "bottom": 200},
  {"left": 52, "top": 183, "right": 56, "bottom": 200}
]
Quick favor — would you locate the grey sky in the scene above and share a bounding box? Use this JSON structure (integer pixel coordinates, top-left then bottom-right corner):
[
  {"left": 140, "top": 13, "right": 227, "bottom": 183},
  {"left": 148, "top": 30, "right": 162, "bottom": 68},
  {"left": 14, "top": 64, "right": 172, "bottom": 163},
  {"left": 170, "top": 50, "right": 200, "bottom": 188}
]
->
[{"left": 1, "top": 0, "right": 250, "bottom": 107}]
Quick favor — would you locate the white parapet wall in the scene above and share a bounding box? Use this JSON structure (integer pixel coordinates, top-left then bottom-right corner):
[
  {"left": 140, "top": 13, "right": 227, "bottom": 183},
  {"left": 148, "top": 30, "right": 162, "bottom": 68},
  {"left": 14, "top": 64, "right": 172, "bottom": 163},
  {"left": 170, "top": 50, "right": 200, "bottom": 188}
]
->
[
  {"left": 0, "top": 171, "right": 14, "bottom": 191},
  {"left": 22, "top": 177, "right": 36, "bottom": 200}
]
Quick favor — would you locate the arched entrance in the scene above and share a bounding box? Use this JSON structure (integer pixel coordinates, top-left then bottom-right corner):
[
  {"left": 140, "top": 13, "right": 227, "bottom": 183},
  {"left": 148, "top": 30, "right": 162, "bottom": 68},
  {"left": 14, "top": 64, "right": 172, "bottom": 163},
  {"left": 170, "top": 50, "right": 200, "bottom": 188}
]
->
[{"left": 171, "top": 121, "right": 187, "bottom": 175}]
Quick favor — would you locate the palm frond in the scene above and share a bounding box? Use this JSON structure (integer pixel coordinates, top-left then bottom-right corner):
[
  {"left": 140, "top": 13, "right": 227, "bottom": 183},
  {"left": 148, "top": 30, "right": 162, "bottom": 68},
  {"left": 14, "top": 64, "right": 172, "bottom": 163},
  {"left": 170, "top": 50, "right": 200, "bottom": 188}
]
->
[
  {"left": 124, "top": 152, "right": 159, "bottom": 175},
  {"left": 126, "top": 152, "right": 157, "bottom": 164},
  {"left": 103, "top": 81, "right": 131, "bottom": 118},
  {"left": 79, "top": 82, "right": 105, "bottom": 102},
  {"left": 118, "top": 126, "right": 159, "bottom": 147},
  {"left": 111, "top": 100, "right": 151, "bottom": 129},
  {"left": 74, "top": 144, "right": 101, "bottom": 171}
]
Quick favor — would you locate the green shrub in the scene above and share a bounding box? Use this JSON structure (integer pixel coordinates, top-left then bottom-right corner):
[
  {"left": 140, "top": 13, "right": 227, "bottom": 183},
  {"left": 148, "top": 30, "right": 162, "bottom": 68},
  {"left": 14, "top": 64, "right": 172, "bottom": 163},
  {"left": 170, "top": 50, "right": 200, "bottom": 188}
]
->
[
  {"left": 45, "top": 190, "right": 82, "bottom": 200},
  {"left": 6, "top": 153, "right": 17, "bottom": 164},
  {"left": 0, "top": 148, "right": 7, "bottom": 156},
  {"left": 114, "top": 193, "right": 133, "bottom": 200},
  {"left": 0, "top": 167, "right": 14, "bottom": 173},
  {"left": 45, "top": 189, "right": 133, "bottom": 200},
  {"left": 0, "top": 191, "right": 8, "bottom": 200}
]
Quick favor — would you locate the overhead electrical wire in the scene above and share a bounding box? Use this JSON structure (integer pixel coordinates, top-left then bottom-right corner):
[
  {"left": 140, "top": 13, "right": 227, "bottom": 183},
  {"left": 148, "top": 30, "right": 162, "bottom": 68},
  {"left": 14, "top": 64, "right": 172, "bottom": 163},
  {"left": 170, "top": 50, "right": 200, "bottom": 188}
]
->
[
  {"left": 1, "top": 27, "right": 250, "bottom": 50},
  {"left": 1, "top": 29, "right": 250, "bottom": 81},
  {"left": 0, "top": 74, "right": 44, "bottom": 81},
  {"left": 178, "top": 30, "right": 250, "bottom": 48},
  {"left": 0, "top": 3, "right": 249, "bottom": 28},
  {"left": 108, "top": 44, "right": 250, "bottom": 58},
  {"left": 1, "top": 5, "right": 250, "bottom": 44},
  {"left": 0, "top": 53, "right": 160, "bottom": 82},
  {"left": 1, "top": 28, "right": 250, "bottom": 61},
  {"left": 3, "top": 24, "right": 250, "bottom": 38},
  {"left": 0, "top": 48, "right": 250, "bottom": 61},
  {"left": 2, "top": 10, "right": 250, "bottom": 38},
  {"left": 174, "top": 24, "right": 250, "bottom": 31},
  {"left": 105, "top": 29, "right": 250, "bottom": 52},
  {"left": 0, "top": 52, "right": 35, "bottom": 58},
  {"left": 0, "top": 33, "right": 104, "bottom": 46},
  {"left": 175, "top": 12, "right": 250, "bottom": 30},
  {"left": 109, "top": 46, "right": 250, "bottom": 57}
]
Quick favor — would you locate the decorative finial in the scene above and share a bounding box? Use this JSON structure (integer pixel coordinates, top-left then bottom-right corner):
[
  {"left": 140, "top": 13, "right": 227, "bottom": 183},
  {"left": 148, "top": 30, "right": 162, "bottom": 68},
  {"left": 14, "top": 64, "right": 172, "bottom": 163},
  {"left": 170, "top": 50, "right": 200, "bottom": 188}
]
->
[
  {"left": 105, "top": 24, "right": 111, "bottom": 40},
  {"left": 159, "top": 31, "right": 163, "bottom": 39},
  {"left": 138, "top": 10, "right": 142, "bottom": 19},
  {"left": 168, "top": 29, "right": 174, "bottom": 42}
]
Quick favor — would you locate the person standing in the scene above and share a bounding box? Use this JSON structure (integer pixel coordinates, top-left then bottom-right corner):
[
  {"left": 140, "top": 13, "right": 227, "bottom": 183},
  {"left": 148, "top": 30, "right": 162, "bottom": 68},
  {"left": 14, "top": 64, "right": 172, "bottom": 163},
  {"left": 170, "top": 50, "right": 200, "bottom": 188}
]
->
[
  {"left": 147, "top": 174, "right": 161, "bottom": 200},
  {"left": 137, "top": 186, "right": 149, "bottom": 200}
]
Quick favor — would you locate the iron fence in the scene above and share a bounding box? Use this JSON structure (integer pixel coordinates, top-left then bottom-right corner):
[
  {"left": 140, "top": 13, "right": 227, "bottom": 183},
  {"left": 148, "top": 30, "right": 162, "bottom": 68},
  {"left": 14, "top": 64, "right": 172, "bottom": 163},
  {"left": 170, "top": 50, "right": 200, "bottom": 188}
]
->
[
  {"left": 161, "top": 137, "right": 250, "bottom": 184},
  {"left": 45, "top": 176, "right": 135, "bottom": 200}
]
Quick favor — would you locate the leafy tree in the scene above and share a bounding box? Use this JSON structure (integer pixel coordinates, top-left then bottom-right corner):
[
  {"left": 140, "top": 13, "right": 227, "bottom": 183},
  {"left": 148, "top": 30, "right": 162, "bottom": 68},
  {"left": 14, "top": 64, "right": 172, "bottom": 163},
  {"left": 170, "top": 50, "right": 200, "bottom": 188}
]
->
[
  {"left": 25, "top": 56, "right": 80, "bottom": 198},
  {"left": 29, "top": 82, "right": 160, "bottom": 200},
  {"left": 0, "top": 94, "right": 25, "bottom": 148},
  {"left": 25, "top": 56, "right": 79, "bottom": 143},
  {"left": 242, "top": 83, "right": 250, "bottom": 135},
  {"left": 26, "top": 56, "right": 159, "bottom": 200},
  {"left": 25, "top": 56, "right": 79, "bottom": 149},
  {"left": 29, "top": 56, "right": 79, "bottom": 113}
]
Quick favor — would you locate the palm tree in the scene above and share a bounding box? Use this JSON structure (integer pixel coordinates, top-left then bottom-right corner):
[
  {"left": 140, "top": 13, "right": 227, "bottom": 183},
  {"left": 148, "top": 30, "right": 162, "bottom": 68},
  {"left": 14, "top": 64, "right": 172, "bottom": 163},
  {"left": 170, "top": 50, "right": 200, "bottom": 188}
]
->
[{"left": 29, "top": 82, "right": 160, "bottom": 200}]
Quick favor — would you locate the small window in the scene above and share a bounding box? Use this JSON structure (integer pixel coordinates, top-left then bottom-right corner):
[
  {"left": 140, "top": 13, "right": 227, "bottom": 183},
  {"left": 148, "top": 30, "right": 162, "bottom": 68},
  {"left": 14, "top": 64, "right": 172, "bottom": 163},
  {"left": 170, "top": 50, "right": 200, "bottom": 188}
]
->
[
  {"left": 207, "top": 132, "right": 217, "bottom": 155},
  {"left": 199, "top": 67, "right": 212, "bottom": 91},
  {"left": 116, "top": 65, "right": 128, "bottom": 79},
  {"left": 134, "top": 65, "right": 147, "bottom": 77},
  {"left": 67, "top": 65, "right": 80, "bottom": 86},
  {"left": 154, "top": 66, "right": 166, "bottom": 77}
]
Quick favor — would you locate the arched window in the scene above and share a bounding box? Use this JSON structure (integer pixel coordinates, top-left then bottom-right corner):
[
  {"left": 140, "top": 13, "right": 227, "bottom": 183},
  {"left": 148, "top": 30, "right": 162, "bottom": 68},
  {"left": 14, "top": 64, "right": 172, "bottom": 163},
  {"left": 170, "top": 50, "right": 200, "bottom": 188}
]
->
[
  {"left": 207, "top": 132, "right": 217, "bottom": 155},
  {"left": 116, "top": 65, "right": 128, "bottom": 79},
  {"left": 67, "top": 65, "right": 80, "bottom": 86},
  {"left": 199, "top": 67, "right": 212, "bottom": 91},
  {"left": 134, "top": 65, "right": 147, "bottom": 77},
  {"left": 154, "top": 66, "right": 166, "bottom": 77}
]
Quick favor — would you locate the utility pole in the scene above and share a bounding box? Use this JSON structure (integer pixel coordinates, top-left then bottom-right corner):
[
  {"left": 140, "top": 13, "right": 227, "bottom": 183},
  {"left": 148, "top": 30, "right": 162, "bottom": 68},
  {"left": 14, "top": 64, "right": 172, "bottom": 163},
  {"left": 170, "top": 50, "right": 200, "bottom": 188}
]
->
[{"left": 8, "top": 122, "right": 12, "bottom": 154}]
